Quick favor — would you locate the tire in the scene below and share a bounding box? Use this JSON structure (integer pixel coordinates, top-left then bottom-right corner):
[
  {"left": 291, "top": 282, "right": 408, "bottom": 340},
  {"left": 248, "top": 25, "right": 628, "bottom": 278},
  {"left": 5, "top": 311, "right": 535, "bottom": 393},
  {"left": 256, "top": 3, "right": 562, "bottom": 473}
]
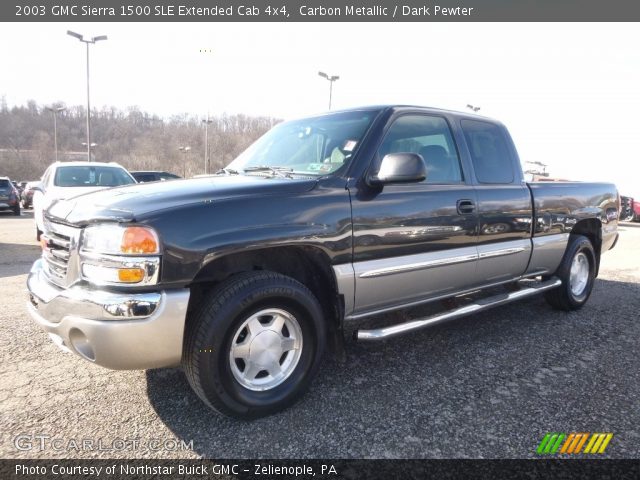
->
[
  {"left": 183, "top": 271, "right": 326, "bottom": 419},
  {"left": 13, "top": 205, "right": 20, "bottom": 216},
  {"left": 544, "top": 234, "right": 596, "bottom": 311}
]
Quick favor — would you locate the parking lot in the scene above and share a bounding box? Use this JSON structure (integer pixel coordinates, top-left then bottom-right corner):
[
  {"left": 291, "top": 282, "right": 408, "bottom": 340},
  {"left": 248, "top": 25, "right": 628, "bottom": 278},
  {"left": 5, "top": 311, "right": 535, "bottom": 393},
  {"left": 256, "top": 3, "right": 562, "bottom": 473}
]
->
[{"left": 1, "top": 211, "right": 639, "bottom": 459}]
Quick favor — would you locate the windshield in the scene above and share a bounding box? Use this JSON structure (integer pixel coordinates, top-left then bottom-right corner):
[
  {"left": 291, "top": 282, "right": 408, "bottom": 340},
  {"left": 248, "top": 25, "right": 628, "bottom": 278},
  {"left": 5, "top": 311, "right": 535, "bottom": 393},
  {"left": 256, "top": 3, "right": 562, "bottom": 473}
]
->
[
  {"left": 53, "top": 166, "right": 135, "bottom": 187},
  {"left": 226, "top": 110, "right": 377, "bottom": 176}
]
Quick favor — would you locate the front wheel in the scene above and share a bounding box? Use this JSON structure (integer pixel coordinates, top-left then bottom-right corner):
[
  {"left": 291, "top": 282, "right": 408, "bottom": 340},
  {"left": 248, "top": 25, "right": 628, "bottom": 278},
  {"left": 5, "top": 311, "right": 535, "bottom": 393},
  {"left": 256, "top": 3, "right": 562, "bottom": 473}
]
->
[
  {"left": 183, "top": 271, "right": 326, "bottom": 419},
  {"left": 544, "top": 234, "right": 596, "bottom": 311}
]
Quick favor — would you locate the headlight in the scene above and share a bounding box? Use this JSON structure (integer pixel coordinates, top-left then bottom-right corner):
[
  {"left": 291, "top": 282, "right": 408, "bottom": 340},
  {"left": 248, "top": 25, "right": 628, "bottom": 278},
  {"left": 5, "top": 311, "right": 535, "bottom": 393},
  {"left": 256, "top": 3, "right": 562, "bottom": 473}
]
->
[
  {"left": 82, "top": 224, "right": 159, "bottom": 255},
  {"left": 80, "top": 224, "right": 161, "bottom": 286}
]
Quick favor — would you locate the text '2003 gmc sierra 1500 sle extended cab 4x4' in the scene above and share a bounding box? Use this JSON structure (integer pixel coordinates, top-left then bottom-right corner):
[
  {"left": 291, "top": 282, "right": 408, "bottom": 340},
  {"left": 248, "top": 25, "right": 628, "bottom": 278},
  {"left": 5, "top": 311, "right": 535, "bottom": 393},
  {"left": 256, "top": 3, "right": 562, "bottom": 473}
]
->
[{"left": 27, "top": 106, "right": 619, "bottom": 418}]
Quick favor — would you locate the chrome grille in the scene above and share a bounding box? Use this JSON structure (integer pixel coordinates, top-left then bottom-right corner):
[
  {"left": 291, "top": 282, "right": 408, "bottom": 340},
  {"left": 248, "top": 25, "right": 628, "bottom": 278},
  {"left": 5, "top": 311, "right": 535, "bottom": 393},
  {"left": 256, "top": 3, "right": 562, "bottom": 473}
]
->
[{"left": 42, "top": 221, "right": 80, "bottom": 287}]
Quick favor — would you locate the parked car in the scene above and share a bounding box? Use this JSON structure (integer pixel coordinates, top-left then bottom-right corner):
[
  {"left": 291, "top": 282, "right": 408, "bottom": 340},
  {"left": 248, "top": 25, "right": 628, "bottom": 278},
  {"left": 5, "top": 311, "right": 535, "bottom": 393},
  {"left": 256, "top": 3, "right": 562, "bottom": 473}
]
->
[
  {"left": 633, "top": 199, "right": 640, "bottom": 222},
  {"left": 131, "top": 171, "right": 181, "bottom": 183},
  {"left": 11, "top": 180, "right": 23, "bottom": 194},
  {"left": 619, "top": 195, "right": 635, "bottom": 221},
  {"left": 0, "top": 176, "right": 21, "bottom": 215},
  {"left": 26, "top": 106, "right": 619, "bottom": 419},
  {"left": 32, "top": 162, "right": 136, "bottom": 240},
  {"left": 20, "top": 181, "right": 40, "bottom": 209}
]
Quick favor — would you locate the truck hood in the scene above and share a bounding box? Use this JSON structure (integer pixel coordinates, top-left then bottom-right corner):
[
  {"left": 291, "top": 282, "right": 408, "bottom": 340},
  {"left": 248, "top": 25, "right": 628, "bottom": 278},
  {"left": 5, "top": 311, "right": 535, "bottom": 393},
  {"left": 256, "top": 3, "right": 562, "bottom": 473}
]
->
[{"left": 46, "top": 175, "right": 318, "bottom": 226}]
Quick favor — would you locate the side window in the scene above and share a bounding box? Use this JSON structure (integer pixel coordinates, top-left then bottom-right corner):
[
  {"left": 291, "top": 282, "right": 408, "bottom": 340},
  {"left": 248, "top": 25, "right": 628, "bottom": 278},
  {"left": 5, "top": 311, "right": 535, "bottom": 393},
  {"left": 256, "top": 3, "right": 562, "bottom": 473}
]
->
[
  {"left": 378, "top": 115, "right": 462, "bottom": 184},
  {"left": 461, "top": 119, "right": 514, "bottom": 184}
]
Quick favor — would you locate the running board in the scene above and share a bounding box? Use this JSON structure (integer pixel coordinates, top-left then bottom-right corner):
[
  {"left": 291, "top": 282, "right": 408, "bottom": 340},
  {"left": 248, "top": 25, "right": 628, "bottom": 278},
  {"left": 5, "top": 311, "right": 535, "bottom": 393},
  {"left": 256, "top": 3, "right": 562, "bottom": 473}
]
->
[{"left": 354, "top": 277, "right": 561, "bottom": 341}]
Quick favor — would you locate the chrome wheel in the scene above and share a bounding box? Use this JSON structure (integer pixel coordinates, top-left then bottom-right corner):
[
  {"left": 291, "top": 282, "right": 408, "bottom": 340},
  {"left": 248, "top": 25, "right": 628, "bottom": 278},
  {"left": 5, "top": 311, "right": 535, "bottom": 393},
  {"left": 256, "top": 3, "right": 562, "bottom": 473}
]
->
[
  {"left": 229, "top": 308, "right": 303, "bottom": 391},
  {"left": 569, "top": 252, "right": 589, "bottom": 296}
]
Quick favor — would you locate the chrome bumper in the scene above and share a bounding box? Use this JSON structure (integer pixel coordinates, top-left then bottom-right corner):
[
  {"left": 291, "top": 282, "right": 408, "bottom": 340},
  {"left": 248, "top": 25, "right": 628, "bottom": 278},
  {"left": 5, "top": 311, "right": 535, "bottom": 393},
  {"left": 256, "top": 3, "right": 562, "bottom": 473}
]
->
[{"left": 26, "top": 259, "right": 190, "bottom": 370}]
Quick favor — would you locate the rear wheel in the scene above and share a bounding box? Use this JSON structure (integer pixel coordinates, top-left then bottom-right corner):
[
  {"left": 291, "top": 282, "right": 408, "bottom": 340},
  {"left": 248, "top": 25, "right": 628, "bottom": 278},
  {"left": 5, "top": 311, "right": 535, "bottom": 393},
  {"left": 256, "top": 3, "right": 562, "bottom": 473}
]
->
[
  {"left": 545, "top": 234, "right": 596, "bottom": 311},
  {"left": 183, "top": 271, "right": 326, "bottom": 419}
]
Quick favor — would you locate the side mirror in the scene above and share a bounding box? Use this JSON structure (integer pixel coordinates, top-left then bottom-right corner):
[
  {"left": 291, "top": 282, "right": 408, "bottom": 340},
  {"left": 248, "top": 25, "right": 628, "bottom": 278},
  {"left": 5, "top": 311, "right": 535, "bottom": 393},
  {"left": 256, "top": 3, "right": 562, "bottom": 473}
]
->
[
  {"left": 367, "top": 153, "right": 427, "bottom": 186},
  {"left": 32, "top": 185, "right": 44, "bottom": 194}
]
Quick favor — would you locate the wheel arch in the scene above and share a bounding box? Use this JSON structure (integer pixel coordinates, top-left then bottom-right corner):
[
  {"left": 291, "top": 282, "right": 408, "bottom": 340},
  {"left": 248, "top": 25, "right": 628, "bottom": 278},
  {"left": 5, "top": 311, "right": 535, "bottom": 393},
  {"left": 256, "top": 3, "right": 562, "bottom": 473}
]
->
[
  {"left": 570, "top": 218, "right": 602, "bottom": 276},
  {"left": 188, "top": 246, "right": 344, "bottom": 339}
]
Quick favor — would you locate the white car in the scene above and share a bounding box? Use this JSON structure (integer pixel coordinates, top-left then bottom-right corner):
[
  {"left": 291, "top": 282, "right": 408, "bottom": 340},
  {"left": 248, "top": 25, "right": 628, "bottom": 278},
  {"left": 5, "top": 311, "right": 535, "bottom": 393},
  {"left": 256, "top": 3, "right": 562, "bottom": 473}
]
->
[{"left": 33, "top": 161, "right": 136, "bottom": 240}]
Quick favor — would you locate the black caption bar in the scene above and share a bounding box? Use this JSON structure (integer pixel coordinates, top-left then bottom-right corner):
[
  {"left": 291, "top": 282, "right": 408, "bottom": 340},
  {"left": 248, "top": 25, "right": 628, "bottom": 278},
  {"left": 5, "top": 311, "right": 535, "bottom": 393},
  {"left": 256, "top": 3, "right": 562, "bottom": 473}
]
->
[
  {"left": 4, "top": 0, "right": 640, "bottom": 21},
  {"left": 2, "top": 459, "right": 640, "bottom": 480}
]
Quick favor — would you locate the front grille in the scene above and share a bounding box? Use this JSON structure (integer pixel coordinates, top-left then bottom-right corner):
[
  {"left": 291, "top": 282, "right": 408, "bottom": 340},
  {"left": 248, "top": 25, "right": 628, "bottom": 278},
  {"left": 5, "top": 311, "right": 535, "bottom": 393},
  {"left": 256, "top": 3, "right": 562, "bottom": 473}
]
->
[{"left": 42, "top": 221, "right": 79, "bottom": 287}]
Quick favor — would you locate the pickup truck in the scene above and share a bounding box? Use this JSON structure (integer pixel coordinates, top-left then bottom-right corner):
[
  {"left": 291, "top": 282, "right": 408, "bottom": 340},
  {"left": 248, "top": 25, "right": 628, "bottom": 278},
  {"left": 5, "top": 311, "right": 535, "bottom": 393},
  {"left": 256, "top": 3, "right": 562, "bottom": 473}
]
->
[{"left": 26, "top": 106, "right": 619, "bottom": 419}]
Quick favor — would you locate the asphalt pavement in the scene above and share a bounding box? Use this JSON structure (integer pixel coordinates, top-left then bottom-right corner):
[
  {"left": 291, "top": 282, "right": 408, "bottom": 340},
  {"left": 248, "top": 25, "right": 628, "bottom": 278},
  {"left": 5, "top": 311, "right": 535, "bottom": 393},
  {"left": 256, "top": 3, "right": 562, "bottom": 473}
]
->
[{"left": 1, "top": 211, "right": 639, "bottom": 459}]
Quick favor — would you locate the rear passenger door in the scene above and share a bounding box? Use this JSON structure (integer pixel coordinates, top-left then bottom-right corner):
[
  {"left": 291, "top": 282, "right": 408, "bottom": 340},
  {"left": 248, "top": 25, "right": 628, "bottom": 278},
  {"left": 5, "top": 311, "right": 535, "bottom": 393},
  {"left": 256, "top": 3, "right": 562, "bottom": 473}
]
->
[
  {"left": 349, "top": 114, "right": 479, "bottom": 317},
  {"left": 460, "top": 119, "right": 533, "bottom": 284}
]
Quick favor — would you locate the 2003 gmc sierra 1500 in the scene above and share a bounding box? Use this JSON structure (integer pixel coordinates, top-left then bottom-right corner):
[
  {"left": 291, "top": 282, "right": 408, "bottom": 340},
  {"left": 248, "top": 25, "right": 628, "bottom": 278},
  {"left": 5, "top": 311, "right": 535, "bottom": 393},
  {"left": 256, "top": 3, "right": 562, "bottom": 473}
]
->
[{"left": 27, "top": 106, "right": 619, "bottom": 418}]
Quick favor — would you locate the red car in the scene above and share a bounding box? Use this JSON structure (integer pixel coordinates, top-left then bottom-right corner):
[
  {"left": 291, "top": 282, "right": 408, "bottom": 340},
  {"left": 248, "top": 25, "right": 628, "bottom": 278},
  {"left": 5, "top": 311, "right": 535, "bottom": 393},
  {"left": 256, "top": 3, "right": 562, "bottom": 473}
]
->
[{"left": 633, "top": 199, "right": 640, "bottom": 222}]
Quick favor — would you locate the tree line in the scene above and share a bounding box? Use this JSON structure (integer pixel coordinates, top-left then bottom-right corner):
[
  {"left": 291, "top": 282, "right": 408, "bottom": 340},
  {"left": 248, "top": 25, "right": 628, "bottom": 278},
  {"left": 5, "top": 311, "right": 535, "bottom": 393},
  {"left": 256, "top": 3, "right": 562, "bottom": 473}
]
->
[{"left": 0, "top": 96, "right": 278, "bottom": 181}]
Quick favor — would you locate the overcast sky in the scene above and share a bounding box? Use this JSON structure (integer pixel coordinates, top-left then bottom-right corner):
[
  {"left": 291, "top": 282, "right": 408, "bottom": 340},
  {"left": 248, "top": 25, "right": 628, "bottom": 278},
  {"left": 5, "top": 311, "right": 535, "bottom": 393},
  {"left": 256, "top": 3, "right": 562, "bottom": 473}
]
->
[{"left": 2, "top": 22, "right": 639, "bottom": 196}]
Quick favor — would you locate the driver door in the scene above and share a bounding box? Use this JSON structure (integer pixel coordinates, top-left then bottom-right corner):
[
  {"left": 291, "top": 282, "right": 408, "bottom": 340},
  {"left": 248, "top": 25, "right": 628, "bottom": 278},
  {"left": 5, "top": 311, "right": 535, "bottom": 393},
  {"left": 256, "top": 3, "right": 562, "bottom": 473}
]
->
[{"left": 348, "top": 113, "right": 479, "bottom": 316}]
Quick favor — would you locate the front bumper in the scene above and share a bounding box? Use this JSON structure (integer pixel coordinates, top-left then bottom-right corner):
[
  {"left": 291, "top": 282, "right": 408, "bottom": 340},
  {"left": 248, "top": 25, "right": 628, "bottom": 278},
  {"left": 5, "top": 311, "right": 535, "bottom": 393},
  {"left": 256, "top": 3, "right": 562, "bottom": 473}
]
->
[{"left": 26, "top": 259, "right": 190, "bottom": 370}]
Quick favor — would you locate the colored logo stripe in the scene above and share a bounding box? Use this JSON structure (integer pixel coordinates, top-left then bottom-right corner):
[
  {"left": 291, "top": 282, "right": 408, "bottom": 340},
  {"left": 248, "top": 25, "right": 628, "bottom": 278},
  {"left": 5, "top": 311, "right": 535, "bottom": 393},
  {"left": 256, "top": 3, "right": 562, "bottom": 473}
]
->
[
  {"left": 537, "top": 433, "right": 566, "bottom": 454},
  {"left": 537, "top": 433, "right": 613, "bottom": 454},
  {"left": 584, "top": 433, "right": 614, "bottom": 454}
]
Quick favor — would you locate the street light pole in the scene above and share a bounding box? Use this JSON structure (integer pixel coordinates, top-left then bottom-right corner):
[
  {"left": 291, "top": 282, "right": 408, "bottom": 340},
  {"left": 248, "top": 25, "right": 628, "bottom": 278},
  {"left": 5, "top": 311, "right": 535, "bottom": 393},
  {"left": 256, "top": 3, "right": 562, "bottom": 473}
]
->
[
  {"left": 67, "top": 30, "right": 107, "bottom": 162},
  {"left": 179, "top": 146, "right": 191, "bottom": 178},
  {"left": 318, "top": 71, "right": 340, "bottom": 110},
  {"left": 46, "top": 106, "right": 66, "bottom": 162},
  {"left": 202, "top": 116, "right": 214, "bottom": 174}
]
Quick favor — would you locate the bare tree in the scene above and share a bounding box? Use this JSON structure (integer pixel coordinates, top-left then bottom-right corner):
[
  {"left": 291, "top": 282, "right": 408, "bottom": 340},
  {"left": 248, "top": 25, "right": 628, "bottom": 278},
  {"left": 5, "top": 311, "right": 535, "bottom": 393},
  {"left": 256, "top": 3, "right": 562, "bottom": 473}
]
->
[{"left": 0, "top": 98, "right": 279, "bottom": 180}]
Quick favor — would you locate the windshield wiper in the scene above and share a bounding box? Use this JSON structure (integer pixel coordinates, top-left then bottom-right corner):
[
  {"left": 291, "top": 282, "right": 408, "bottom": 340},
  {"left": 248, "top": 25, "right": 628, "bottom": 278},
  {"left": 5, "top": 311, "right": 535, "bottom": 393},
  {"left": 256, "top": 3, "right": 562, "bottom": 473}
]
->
[
  {"left": 215, "top": 168, "right": 239, "bottom": 175},
  {"left": 243, "top": 166, "right": 293, "bottom": 178}
]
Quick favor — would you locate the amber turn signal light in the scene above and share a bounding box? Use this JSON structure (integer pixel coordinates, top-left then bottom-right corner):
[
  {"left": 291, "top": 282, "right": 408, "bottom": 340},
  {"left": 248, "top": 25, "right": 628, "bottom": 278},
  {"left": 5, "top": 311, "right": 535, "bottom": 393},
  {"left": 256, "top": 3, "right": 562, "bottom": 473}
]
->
[
  {"left": 117, "top": 268, "right": 146, "bottom": 283},
  {"left": 121, "top": 227, "right": 159, "bottom": 254}
]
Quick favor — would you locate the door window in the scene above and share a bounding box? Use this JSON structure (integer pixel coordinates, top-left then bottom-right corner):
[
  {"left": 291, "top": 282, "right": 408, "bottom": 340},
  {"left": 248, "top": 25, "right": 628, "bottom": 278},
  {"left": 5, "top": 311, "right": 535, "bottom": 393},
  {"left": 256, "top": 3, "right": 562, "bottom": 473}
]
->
[{"left": 378, "top": 115, "right": 463, "bottom": 183}]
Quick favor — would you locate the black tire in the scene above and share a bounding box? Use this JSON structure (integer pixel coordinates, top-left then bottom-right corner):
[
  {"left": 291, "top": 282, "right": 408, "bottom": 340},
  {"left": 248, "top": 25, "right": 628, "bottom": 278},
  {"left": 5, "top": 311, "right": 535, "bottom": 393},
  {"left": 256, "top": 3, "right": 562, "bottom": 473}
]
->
[
  {"left": 183, "top": 271, "right": 326, "bottom": 419},
  {"left": 544, "top": 234, "right": 596, "bottom": 311}
]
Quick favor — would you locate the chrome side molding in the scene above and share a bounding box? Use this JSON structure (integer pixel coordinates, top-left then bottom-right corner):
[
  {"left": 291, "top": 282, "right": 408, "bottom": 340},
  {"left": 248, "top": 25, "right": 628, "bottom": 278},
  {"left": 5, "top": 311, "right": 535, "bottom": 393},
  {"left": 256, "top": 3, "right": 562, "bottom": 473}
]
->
[
  {"left": 354, "top": 277, "right": 561, "bottom": 341},
  {"left": 358, "top": 253, "right": 477, "bottom": 278}
]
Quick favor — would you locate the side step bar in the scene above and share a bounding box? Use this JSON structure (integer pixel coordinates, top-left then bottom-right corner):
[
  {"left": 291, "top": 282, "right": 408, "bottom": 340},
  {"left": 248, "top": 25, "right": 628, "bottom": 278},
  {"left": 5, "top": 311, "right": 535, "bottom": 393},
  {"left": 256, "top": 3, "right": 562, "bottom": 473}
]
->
[{"left": 354, "top": 277, "right": 561, "bottom": 341}]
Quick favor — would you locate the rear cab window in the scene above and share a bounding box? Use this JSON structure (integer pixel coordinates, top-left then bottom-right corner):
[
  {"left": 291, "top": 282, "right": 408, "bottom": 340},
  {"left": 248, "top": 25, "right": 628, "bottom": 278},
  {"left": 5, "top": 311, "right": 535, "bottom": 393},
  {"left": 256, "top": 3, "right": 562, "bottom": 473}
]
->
[{"left": 461, "top": 119, "right": 514, "bottom": 184}]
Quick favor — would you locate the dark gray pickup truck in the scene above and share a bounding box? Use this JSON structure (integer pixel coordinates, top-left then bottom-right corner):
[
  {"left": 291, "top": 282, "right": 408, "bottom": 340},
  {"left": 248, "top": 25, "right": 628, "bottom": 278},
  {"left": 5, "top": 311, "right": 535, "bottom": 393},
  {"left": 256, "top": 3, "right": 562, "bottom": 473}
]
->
[{"left": 27, "top": 106, "right": 619, "bottom": 418}]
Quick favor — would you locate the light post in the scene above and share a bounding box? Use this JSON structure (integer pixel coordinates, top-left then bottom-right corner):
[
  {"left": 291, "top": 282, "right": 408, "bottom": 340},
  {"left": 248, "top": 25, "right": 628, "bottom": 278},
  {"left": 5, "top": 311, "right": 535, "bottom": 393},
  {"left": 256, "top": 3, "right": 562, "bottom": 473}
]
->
[
  {"left": 466, "top": 104, "right": 481, "bottom": 112},
  {"left": 179, "top": 146, "right": 191, "bottom": 178},
  {"left": 67, "top": 30, "right": 108, "bottom": 162},
  {"left": 46, "top": 106, "right": 66, "bottom": 162},
  {"left": 318, "top": 71, "right": 340, "bottom": 110},
  {"left": 202, "top": 116, "right": 214, "bottom": 174}
]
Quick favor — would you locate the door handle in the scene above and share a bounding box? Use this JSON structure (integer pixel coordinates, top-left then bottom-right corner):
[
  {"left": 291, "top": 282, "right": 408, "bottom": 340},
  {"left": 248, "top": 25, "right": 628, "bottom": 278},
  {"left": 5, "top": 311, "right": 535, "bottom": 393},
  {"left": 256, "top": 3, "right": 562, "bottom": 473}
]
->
[{"left": 457, "top": 199, "right": 475, "bottom": 215}]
